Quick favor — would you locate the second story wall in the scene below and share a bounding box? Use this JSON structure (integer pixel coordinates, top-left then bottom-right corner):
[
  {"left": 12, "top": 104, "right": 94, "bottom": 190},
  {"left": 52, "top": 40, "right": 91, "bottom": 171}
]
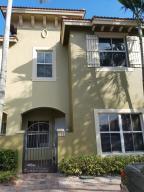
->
[
  {"left": 69, "top": 30, "right": 144, "bottom": 109},
  {"left": 68, "top": 30, "right": 144, "bottom": 133},
  {"left": 4, "top": 26, "right": 69, "bottom": 134}
]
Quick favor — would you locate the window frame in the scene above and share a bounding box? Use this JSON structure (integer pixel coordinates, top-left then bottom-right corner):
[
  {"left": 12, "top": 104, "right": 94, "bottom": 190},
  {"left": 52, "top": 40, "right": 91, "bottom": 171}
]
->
[
  {"left": 32, "top": 47, "right": 56, "bottom": 81},
  {"left": 86, "top": 34, "right": 133, "bottom": 71},
  {"left": 0, "top": 112, "right": 7, "bottom": 135},
  {"left": 98, "top": 37, "right": 128, "bottom": 68},
  {"left": 94, "top": 109, "right": 144, "bottom": 156}
]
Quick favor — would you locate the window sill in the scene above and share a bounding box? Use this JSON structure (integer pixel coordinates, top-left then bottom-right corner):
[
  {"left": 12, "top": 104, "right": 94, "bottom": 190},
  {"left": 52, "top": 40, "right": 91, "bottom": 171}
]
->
[
  {"left": 101, "top": 152, "right": 144, "bottom": 157},
  {"left": 94, "top": 67, "right": 134, "bottom": 72},
  {"left": 16, "top": 130, "right": 25, "bottom": 134},
  {"left": 32, "top": 77, "right": 56, "bottom": 82}
]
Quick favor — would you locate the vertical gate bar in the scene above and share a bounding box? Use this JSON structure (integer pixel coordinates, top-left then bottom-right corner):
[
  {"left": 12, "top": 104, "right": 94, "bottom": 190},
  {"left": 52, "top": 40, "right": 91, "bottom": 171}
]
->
[
  {"left": 36, "top": 132, "right": 40, "bottom": 172},
  {"left": 44, "top": 132, "right": 45, "bottom": 170},
  {"left": 29, "top": 134, "right": 31, "bottom": 172},
  {"left": 37, "top": 132, "right": 39, "bottom": 172},
  {"left": 46, "top": 131, "right": 48, "bottom": 170},
  {"left": 41, "top": 134, "right": 44, "bottom": 169},
  {"left": 32, "top": 132, "right": 34, "bottom": 172},
  {"left": 24, "top": 132, "right": 27, "bottom": 172},
  {"left": 41, "top": 133, "right": 42, "bottom": 171},
  {"left": 38, "top": 122, "right": 39, "bottom": 172}
]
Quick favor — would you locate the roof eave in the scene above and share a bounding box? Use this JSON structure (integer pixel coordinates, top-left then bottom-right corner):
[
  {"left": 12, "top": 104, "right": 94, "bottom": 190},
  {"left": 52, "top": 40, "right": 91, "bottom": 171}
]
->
[
  {"left": 0, "top": 36, "right": 18, "bottom": 43},
  {"left": 92, "top": 17, "right": 137, "bottom": 26},
  {"left": 61, "top": 19, "right": 91, "bottom": 45},
  {"left": 0, "top": 6, "right": 86, "bottom": 19}
]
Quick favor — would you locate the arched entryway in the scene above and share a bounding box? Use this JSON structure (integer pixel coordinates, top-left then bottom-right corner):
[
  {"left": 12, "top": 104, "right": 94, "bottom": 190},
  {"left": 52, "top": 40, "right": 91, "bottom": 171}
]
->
[{"left": 22, "top": 107, "right": 65, "bottom": 173}]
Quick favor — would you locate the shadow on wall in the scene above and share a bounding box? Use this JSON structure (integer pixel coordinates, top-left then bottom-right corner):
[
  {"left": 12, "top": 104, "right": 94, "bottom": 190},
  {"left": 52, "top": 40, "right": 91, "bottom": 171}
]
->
[
  {"left": 59, "top": 34, "right": 144, "bottom": 158},
  {"left": 4, "top": 41, "right": 68, "bottom": 135},
  {"left": 4, "top": 59, "right": 32, "bottom": 135},
  {"left": 2, "top": 33, "right": 144, "bottom": 160}
]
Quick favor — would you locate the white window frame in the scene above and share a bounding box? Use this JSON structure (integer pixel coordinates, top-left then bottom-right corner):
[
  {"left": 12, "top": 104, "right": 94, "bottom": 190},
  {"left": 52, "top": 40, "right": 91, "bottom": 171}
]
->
[
  {"left": 32, "top": 47, "right": 56, "bottom": 81},
  {"left": 94, "top": 108, "right": 144, "bottom": 156}
]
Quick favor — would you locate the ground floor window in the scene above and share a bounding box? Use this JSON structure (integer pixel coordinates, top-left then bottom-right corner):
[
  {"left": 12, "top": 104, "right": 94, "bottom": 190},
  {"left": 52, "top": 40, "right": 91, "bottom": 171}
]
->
[
  {"left": 98, "top": 113, "right": 144, "bottom": 153},
  {"left": 1, "top": 113, "right": 7, "bottom": 135}
]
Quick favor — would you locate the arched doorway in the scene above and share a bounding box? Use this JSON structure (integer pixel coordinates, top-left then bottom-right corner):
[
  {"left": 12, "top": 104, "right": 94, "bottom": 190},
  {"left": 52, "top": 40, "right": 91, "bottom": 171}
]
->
[{"left": 22, "top": 107, "right": 65, "bottom": 173}]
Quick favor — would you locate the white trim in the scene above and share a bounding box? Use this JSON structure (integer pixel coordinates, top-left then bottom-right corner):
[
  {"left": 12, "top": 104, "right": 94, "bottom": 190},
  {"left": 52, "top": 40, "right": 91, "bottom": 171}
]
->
[
  {"left": 63, "top": 20, "right": 91, "bottom": 27},
  {"left": 88, "top": 67, "right": 134, "bottom": 72},
  {"left": 94, "top": 108, "right": 144, "bottom": 155},
  {"left": 32, "top": 47, "right": 56, "bottom": 81},
  {"left": 94, "top": 112, "right": 102, "bottom": 155},
  {"left": 94, "top": 108, "right": 144, "bottom": 113}
]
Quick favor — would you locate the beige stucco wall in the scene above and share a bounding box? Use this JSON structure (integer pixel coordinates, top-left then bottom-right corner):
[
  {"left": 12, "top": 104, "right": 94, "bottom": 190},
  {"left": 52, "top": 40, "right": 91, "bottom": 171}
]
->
[
  {"left": 1, "top": 25, "right": 144, "bottom": 170},
  {"left": 0, "top": 134, "right": 24, "bottom": 171},
  {"left": 68, "top": 31, "right": 144, "bottom": 108},
  {"left": 4, "top": 26, "right": 69, "bottom": 135},
  {"left": 58, "top": 31, "right": 144, "bottom": 160},
  {"left": 0, "top": 24, "right": 70, "bottom": 171}
]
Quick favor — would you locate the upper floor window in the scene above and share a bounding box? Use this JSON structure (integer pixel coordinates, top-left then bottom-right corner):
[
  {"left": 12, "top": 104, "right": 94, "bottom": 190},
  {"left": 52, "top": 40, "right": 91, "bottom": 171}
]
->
[
  {"left": 99, "top": 38, "right": 127, "bottom": 67},
  {"left": 33, "top": 47, "right": 56, "bottom": 81},
  {"left": 86, "top": 35, "right": 131, "bottom": 68},
  {"left": 37, "top": 50, "right": 52, "bottom": 78}
]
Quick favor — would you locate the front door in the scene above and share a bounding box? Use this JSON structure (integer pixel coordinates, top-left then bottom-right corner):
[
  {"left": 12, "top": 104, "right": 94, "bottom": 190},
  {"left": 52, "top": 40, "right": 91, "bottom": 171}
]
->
[{"left": 23, "top": 121, "right": 57, "bottom": 173}]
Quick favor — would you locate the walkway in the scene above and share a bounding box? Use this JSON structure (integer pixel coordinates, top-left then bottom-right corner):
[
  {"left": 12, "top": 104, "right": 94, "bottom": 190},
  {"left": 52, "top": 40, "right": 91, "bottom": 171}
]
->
[{"left": 0, "top": 173, "right": 121, "bottom": 192}]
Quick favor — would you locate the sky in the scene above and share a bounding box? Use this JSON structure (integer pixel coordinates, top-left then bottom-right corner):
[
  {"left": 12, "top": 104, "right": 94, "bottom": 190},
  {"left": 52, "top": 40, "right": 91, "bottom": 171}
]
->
[{"left": 0, "top": 0, "right": 132, "bottom": 35}]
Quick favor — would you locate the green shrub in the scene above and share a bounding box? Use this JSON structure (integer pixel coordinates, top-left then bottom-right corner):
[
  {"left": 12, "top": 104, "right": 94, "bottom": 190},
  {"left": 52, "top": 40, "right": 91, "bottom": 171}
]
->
[
  {"left": 59, "top": 155, "right": 144, "bottom": 176},
  {"left": 0, "top": 149, "right": 18, "bottom": 171},
  {"left": 0, "top": 171, "right": 17, "bottom": 183}
]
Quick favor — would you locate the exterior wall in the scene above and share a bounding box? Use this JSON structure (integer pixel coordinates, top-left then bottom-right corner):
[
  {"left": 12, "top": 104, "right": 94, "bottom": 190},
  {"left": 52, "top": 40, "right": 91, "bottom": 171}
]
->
[
  {"left": 0, "top": 22, "right": 144, "bottom": 169},
  {"left": 0, "top": 134, "right": 24, "bottom": 171},
  {"left": 0, "top": 23, "right": 70, "bottom": 171},
  {"left": 4, "top": 25, "right": 69, "bottom": 135},
  {"left": 59, "top": 31, "right": 144, "bottom": 160}
]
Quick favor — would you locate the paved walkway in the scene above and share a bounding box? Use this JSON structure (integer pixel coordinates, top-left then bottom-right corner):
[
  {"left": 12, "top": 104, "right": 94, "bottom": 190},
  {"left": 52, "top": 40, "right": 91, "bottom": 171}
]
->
[{"left": 0, "top": 173, "right": 121, "bottom": 192}]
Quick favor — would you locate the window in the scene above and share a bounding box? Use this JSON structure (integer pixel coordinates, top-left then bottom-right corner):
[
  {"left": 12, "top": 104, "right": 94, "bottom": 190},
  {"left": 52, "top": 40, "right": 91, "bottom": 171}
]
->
[
  {"left": 86, "top": 35, "right": 129, "bottom": 68},
  {"left": 99, "top": 113, "right": 144, "bottom": 153},
  {"left": 33, "top": 47, "right": 56, "bottom": 81},
  {"left": 99, "top": 38, "right": 127, "bottom": 67},
  {"left": 37, "top": 50, "right": 52, "bottom": 78},
  {"left": 1, "top": 113, "right": 7, "bottom": 135}
]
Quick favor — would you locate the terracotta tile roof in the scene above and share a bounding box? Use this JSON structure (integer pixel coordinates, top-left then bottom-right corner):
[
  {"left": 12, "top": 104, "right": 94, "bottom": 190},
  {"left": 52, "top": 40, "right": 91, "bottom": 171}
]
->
[
  {"left": 62, "top": 18, "right": 91, "bottom": 21},
  {"left": 92, "top": 16, "right": 135, "bottom": 21},
  {"left": 0, "top": 6, "right": 86, "bottom": 13}
]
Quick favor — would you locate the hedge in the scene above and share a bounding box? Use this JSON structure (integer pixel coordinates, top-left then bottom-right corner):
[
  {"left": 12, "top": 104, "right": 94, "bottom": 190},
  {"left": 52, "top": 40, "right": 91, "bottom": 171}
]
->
[
  {"left": 59, "top": 155, "right": 144, "bottom": 176},
  {"left": 0, "top": 171, "right": 17, "bottom": 183},
  {"left": 0, "top": 149, "right": 18, "bottom": 171}
]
